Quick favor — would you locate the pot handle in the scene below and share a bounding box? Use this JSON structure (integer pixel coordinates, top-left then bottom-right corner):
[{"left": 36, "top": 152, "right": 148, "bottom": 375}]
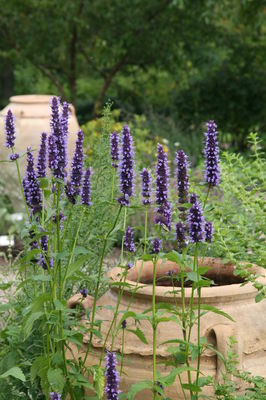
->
[
  {"left": 208, "top": 324, "right": 243, "bottom": 383},
  {"left": 67, "top": 293, "right": 94, "bottom": 312}
]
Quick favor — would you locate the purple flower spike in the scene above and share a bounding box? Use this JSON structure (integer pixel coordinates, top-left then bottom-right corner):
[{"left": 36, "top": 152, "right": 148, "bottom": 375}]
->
[
  {"left": 81, "top": 167, "right": 92, "bottom": 206},
  {"left": 65, "top": 181, "right": 76, "bottom": 204},
  {"left": 23, "top": 148, "right": 42, "bottom": 213},
  {"left": 50, "top": 97, "right": 67, "bottom": 180},
  {"left": 9, "top": 153, "right": 19, "bottom": 161},
  {"left": 121, "top": 319, "right": 127, "bottom": 329},
  {"left": 176, "top": 222, "right": 187, "bottom": 249},
  {"left": 124, "top": 226, "right": 135, "bottom": 253},
  {"left": 155, "top": 144, "right": 171, "bottom": 230},
  {"left": 48, "top": 135, "right": 58, "bottom": 172},
  {"left": 110, "top": 131, "right": 119, "bottom": 168},
  {"left": 36, "top": 132, "right": 47, "bottom": 178},
  {"left": 117, "top": 125, "right": 135, "bottom": 206},
  {"left": 176, "top": 150, "right": 189, "bottom": 204},
  {"left": 60, "top": 101, "right": 69, "bottom": 138},
  {"left": 188, "top": 200, "right": 205, "bottom": 243},
  {"left": 152, "top": 237, "right": 162, "bottom": 254},
  {"left": 205, "top": 221, "right": 213, "bottom": 243},
  {"left": 127, "top": 262, "right": 133, "bottom": 269},
  {"left": 50, "top": 393, "right": 61, "bottom": 400},
  {"left": 105, "top": 351, "right": 121, "bottom": 400},
  {"left": 70, "top": 130, "right": 84, "bottom": 197},
  {"left": 39, "top": 235, "right": 53, "bottom": 270},
  {"left": 140, "top": 168, "right": 152, "bottom": 205},
  {"left": 204, "top": 120, "right": 220, "bottom": 187},
  {"left": 80, "top": 288, "right": 89, "bottom": 298},
  {"left": 190, "top": 193, "right": 197, "bottom": 204},
  {"left": 5, "top": 110, "right": 16, "bottom": 148}
]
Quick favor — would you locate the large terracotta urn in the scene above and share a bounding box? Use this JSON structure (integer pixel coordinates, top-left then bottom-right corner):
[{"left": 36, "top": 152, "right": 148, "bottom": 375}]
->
[
  {"left": 0, "top": 95, "right": 80, "bottom": 210},
  {"left": 68, "top": 258, "right": 266, "bottom": 399}
]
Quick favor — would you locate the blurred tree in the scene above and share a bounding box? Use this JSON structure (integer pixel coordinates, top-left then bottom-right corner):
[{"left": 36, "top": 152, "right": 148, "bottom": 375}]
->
[{"left": 0, "top": 0, "right": 265, "bottom": 149}]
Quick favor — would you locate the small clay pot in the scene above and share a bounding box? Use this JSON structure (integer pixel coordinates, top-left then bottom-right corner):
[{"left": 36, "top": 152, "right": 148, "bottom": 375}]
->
[{"left": 68, "top": 258, "right": 266, "bottom": 399}]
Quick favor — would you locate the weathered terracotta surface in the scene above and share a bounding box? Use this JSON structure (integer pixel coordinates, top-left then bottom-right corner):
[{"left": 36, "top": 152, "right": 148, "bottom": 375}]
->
[
  {"left": 0, "top": 95, "right": 80, "bottom": 209},
  {"left": 68, "top": 258, "right": 266, "bottom": 398}
]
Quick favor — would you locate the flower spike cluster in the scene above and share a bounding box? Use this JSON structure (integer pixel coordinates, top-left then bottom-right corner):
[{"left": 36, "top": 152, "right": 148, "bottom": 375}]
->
[
  {"left": 104, "top": 351, "right": 121, "bottom": 400},
  {"left": 23, "top": 147, "right": 42, "bottom": 214},
  {"left": 49, "top": 393, "right": 61, "bottom": 400},
  {"left": 49, "top": 97, "right": 67, "bottom": 180},
  {"left": 9, "top": 153, "right": 19, "bottom": 161},
  {"left": 82, "top": 167, "right": 92, "bottom": 206},
  {"left": 140, "top": 168, "right": 152, "bottom": 205},
  {"left": 124, "top": 226, "right": 135, "bottom": 253},
  {"left": 176, "top": 222, "right": 187, "bottom": 249},
  {"left": 110, "top": 131, "right": 119, "bottom": 168},
  {"left": 66, "top": 130, "right": 84, "bottom": 201},
  {"left": 205, "top": 221, "right": 213, "bottom": 243},
  {"left": 152, "top": 237, "right": 162, "bottom": 254},
  {"left": 36, "top": 132, "right": 47, "bottom": 178},
  {"left": 117, "top": 125, "right": 135, "bottom": 206},
  {"left": 155, "top": 144, "right": 171, "bottom": 230},
  {"left": 176, "top": 150, "right": 189, "bottom": 205},
  {"left": 5, "top": 109, "right": 16, "bottom": 148},
  {"left": 204, "top": 120, "right": 220, "bottom": 187},
  {"left": 188, "top": 200, "right": 205, "bottom": 243}
]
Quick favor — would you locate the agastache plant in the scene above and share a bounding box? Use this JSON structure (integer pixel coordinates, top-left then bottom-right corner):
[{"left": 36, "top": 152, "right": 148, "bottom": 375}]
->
[
  {"left": 49, "top": 97, "right": 67, "bottom": 180},
  {"left": 155, "top": 144, "right": 171, "bottom": 230},
  {"left": 36, "top": 132, "right": 47, "bottom": 178},
  {"left": 23, "top": 147, "right": 42, "bottom": 214},
  {"left": 140, "top": 168, "right": 152, "bottom": 205},
  {"left": 204, "top": 120, "right": 220, "bottom": 187},
  {"left": 5, "top": 109, "right": 16, "bottom": 149},
  {"left": 69, "top": 130, "right": 84, "bottom": 198},
  {"left": 176, "top": 150, "right": 189, "bottom": 205},
  {"left": 205, "top": 221, "right": 213, "bottom": 243},
  {"left": 124, "top": 226, "right": 135, "bottom": 253},
  {"left": 188, "top": 200, "right": 205, "bottom": 243},
  {"left": 104, "top": 351, "right": 121, "bottom": 400},
  {"left": 117, "top": 125, "right": 135, "bottom": 206},
  {"left": 81, "top": 167, "right": 92, "bottom": 206},
  {"left": 110, "top": 131, "right": 119, "bottom": 168}
]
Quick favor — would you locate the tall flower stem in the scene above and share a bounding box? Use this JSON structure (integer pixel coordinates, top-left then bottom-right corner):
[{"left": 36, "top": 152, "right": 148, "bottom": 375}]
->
[
  {"left": 82, "top": 205, "right": 122, "bottom": 367},
  {"left": 120, "top": 327, "right": 125, "bottom": 375},
  {"left": 120, "top": 207, "right": 128, "bottom": 265},
  {"left": 195, "top": 251, "right": 201, "bottom": 397},
  {"left": 62, "top": 207, "right": 85, "bottom": 291},
  {"left": 152, "top": 256, "right": 158, "bottom": 399},
  {"left": 144, "top": 206, "right": 148, "bottom": 254},
  {"left": 203, "top": 184, "right": 211, "bottom": 209}
]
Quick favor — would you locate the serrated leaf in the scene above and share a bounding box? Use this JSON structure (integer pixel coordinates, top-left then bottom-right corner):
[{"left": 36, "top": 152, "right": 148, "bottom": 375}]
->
[
  {"left": 127, "top": 380, "right": 153, "bottom": 399},
  {"left": 0, "top": 367, "right": 26, "bottom": 382},
  {"left": 23, "top": 311, "right": 44, "bottom": 339},
  {"left": 199, "top": 305, "right": 234, "bottom": 321},
  {"left": 127, "top": 327, "right": 148, "bottom": 344},
  {"left": 47, "top": 368, "right": 65, "bottom": 393}
]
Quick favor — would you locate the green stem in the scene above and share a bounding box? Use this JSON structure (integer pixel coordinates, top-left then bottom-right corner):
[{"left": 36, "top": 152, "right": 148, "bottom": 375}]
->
[
  {"left": 82, "top": 205, "right": 122, "bottom": 367},
  {"left": 152, "top": 256, "right": 157, "bottom": 399},
  {"left": 120, "top": 327, "right": 125, "bottom": 375},
  {"left": 195, "top": 251, "right": 201, "bottom": 397},
  {"left": 111, "top": 170, "right": 115, "bottom": 202},
  {"left": 144, "top": 206, "right": 148, "bottom": 254},
  {"left": 120, "top": 207, "right": 127, "bottom": 265},
  {"left": 203, "top": 184, "right": 211, "bottom": 210},
  {"left": 62, "top": 207, "right": 85, "bottom": 291}
]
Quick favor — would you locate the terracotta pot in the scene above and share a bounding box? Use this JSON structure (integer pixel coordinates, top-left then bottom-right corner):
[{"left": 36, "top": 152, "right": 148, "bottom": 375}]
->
[
  {"left": 68, "top": 258, "right": 266, "bottom": 399},
  {"left": 0, "top": 95, "right": 80, "bottom": 210}
]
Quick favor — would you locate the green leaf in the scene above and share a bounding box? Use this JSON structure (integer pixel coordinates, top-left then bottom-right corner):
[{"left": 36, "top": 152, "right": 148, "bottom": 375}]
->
[
  {"left": 0, "top": 303, "right": 12, "bottom": 313},
  {"left": 0, "top": 367, "right": 26, "bottom": 382},
  {"left": 47, "top": 368, "right": 65, "bottom": 393},
  {"left": 141, "top": 254, "right": 154, "bottom": 261},
  {"left": 165, "top": 251, "right": 182, "bottom": 264},
  {"left": 199, "top": 304, "right": 234, "bottom": 321},
  {"left": 127, "top": 328, "right": 148, "bottom": 344},
  {"left": 127, "top": 380, "right": 153, "bottom": 399},
  {"left": 23, "top": 311, "right": 44, "bottom": 339},
  {"left": 38, "top": 178, "right": 49, "bottom": 188},
  {"left": 65, "top": 255, "right": 88, "bottom": 279},
  {"left": 186, "top": 271, "right": 198, "bottom": 282},
  {"left": 73, "top": 246, "right": 90, "bottom": 255},
  {"left": 0, "top": 282, "right": 13, "bottom": 290},
  {"left": 255, "top": 292, "right": 265, "bottom": 303},
  {"left": 32, "top": 274, "right": 52, "bottom": 282}
]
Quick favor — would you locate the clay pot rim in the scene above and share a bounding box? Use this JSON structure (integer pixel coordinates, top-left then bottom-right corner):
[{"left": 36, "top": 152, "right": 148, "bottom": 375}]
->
[
  {"left": 10, "top": 94, "right": 54, "bottom": 104},
  {"left": 108, "top": 257, "right": 265, "bottom": 301}
]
